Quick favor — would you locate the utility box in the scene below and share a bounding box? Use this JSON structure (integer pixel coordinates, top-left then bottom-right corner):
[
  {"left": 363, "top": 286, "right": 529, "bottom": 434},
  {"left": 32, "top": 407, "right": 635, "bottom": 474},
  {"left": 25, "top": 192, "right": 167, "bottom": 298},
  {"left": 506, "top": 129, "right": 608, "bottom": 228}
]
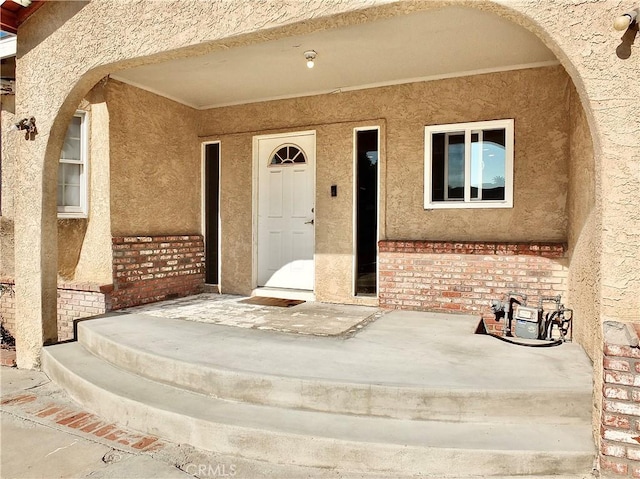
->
[{"left": 513, "top": 305, "right": 541, "bottom": 339}]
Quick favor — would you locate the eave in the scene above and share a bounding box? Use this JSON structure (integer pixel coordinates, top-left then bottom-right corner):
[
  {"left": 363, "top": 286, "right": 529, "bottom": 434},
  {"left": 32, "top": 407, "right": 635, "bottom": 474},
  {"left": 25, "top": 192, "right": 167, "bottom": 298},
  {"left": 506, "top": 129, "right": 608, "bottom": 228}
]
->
[{"left": 0, "top": 0, "right": 46, "bottom": 35}]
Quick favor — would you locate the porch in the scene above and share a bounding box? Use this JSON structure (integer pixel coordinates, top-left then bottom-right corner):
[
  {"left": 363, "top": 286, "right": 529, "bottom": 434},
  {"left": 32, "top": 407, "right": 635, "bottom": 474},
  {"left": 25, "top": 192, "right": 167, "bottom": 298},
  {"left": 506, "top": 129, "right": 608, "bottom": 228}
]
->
[{"left": 42, "top": 298, "right": 595, "bottom": 477}]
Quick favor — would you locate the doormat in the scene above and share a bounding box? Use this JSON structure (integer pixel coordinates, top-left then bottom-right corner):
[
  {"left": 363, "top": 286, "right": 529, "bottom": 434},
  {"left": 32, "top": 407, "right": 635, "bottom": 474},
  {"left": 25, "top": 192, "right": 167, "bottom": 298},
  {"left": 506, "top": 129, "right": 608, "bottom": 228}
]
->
[{"left": 239, "top": 297, "right": 305, "bottom": 308}]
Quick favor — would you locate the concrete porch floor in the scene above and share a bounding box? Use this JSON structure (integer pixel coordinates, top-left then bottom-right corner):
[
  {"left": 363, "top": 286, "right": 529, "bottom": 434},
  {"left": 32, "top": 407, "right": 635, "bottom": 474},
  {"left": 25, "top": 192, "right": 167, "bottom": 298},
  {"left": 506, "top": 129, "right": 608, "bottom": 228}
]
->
[
  {"left": 121, "top": 293, "right": 381, "bottom": 337},
  {"left": 103, "top": 300, "right": 593, "bottom": 394},
  {"left": 37, "top": 300, "right": 597, "bottom": 477}
]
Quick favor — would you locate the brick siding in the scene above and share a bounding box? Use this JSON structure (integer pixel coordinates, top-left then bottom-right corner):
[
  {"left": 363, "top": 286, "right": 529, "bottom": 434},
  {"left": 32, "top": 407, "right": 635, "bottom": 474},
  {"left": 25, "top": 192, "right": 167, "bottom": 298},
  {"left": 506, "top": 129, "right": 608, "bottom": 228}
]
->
[
  {"left": 110, "top": 235, "right": 205, "bottom": 310},
  {"left": 57, "top": 282, "right": 112, "bottom": 341},
  {"left": 378, "top": 240, "right": 568, "bottom": 331},
  {"left": 1, "top": 280, "right": 110, "bottom": 343},
  {"left": 1, "top": 234, "right": 205, "bottom": 344},
  {"left": 600, "top": 322, "right": 640, "bottom": 477},
  {"left": 0, "top": 278, "right": 15, "bottom": 341},
  {"left": 1, "top": 349, "right": 16, "bottom": 367}
]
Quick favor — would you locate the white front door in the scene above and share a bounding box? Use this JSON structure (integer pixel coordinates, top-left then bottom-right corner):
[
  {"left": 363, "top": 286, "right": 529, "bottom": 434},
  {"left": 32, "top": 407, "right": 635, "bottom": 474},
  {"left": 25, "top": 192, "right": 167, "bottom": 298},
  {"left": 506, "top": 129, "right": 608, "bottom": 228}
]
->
[{"left": 256, "top": 131, "right": 315, "bottom": 290}]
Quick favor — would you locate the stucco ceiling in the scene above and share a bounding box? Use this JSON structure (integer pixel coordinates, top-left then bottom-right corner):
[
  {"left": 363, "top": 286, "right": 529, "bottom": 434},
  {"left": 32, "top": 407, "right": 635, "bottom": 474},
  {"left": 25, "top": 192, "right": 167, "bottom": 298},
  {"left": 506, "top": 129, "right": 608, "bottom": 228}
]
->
[{"left": 111, "top": 7, "right": 558, "bottom": 110}]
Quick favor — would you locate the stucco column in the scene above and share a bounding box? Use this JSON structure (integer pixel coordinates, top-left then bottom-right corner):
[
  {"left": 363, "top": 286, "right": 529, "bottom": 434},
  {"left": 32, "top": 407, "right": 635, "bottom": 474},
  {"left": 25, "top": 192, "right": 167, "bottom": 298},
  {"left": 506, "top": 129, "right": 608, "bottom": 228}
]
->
[
  {"left": 598, "top": 117, "right": 640, "bottom": 321},
  {"left": 14, "top": 119, "right": 58, "bottom": 369}
]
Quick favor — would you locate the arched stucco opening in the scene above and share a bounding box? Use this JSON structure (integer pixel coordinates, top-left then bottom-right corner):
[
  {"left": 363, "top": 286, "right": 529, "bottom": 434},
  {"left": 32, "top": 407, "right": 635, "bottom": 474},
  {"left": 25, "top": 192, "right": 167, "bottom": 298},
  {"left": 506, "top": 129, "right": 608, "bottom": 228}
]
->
[
  {"left": 9, "top": 3, "right": 640, "bottom": 476},
  {"left": 37, "top": 0, "right": 599, "bottom": 355},
  {"left": 14, "top": 6, "right": 638, "bottom": 467}
]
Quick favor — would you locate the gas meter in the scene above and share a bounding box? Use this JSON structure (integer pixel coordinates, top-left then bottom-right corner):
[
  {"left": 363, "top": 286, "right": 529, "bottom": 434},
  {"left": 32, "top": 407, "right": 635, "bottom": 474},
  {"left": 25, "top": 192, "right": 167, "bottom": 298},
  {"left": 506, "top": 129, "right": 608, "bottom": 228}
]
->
[{"left": 513, "top": 305, "right": 542, "bottom": 340}]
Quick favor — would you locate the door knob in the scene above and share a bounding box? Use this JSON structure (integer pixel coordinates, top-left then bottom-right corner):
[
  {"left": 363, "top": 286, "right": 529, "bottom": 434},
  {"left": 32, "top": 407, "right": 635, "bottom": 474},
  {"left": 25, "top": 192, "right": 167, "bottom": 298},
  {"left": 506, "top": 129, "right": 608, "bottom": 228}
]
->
[{"left": 305, "top": 219, "right": 314, "bottom": 225}]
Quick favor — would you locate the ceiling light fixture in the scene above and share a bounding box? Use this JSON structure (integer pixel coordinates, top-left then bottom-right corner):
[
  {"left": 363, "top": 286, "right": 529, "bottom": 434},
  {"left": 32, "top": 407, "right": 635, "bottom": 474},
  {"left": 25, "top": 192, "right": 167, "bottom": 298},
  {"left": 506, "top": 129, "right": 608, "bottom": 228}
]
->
[
  {"left": 304, "top": 50, "right": 317, "bottom": 69},
  {"left": 614, "top": 8, "right": 638, "bottom": 30}
]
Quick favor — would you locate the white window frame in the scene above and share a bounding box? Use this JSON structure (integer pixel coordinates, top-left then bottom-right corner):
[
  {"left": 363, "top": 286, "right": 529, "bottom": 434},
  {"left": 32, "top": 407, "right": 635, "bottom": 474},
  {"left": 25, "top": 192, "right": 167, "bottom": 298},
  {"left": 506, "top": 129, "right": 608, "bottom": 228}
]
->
[
  {"left": 424, "top": 119, "right": 514, "bottom": 209},
  {"left": 58, "top": 111, "right": 89, "bottom": 218}
]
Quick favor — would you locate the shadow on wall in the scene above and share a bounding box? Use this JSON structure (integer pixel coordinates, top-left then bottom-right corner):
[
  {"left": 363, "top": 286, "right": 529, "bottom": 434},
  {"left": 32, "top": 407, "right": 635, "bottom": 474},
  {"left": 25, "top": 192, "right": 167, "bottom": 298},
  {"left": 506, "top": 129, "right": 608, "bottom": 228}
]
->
[
  {"left": 0, "top": 219, "right": 15, "bottom": 277},
  {"left": 57, "top": 219, "right": 87, "bottom": 280},
  {"left": 616, "top": 23, "right": 638, "bottom": 59}
]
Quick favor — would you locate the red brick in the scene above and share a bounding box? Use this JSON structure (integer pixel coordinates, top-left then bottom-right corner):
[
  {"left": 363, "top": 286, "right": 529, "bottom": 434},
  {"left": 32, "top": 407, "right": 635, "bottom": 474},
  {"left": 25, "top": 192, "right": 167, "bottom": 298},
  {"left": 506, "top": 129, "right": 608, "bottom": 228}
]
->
[
  {"left": 628, "top": 448, "right": 640, "bottom": 460},
  {"left": 50, "top": 409, "right": 77, "bottom": 422},
  {"left": 600, "top": 456, "right": 629, "bottom": 475},
  {"left": 605, "top": 357, "right": 632, "bottom": 372},
  {"left": 93, "top": 424, "right": 117, "bottom": 437},
  {"left": 602, "top": 441, "right": 627, "bottom": 458},
  {"left": 67, "top": 414, "right": 98, "bottom": 429},
  {"left": 442, "top": 291, "right": 462, "bottom": 298},
  {"left": 606, "top": 344, "right": 640, "bottom": 359},
  {"left": 605, "top": 371, "right": 636, "bottom": 386},
  {"left": 378, "top": 242, "right": 567, "bottom": 313},
  {"left": 441, "top": 303, "right": 462, "bottom": 310},
  {"left": 80, "top": 421, "right": 105, "bottom": 433},
  {"left": 57, "top": 412, "right": 91, "bottom": 426},
  {"left": 1, "top": 394, "right": 36, "bottom": 405},
  {"left": 603, "top": 428, "right": 640, "bottom": 445},
  {"left": 104, "top": 429, "right": 127, "bottom": 441},
  {"left": 1, "top": 349, "right": 16, "bottom": 367},
  {"left": 605, "top": 386, "right": 631, "bottom": 400},
  {"left": 131, "top": 436, "right": 159, "bottom": 450},
  {"left": 36, "top": 406, "right": 64, "bottom": 418},
  {"left": 605, "top": 400, "right": 640, "bottom": 417}
]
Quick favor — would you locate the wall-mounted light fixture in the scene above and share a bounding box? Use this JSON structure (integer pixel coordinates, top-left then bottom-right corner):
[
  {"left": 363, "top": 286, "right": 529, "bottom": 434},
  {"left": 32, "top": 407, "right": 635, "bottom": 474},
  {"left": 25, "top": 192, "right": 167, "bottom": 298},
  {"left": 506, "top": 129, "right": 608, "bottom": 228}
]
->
[
  {"left": 11, "top": 117, "right": 37, "bottom": 140},
  {"left": 304, "top": 50, "right": 317, "bottom": 69},
  {"left": 614, "top": 8, "right": 638, "bottom": 30}
]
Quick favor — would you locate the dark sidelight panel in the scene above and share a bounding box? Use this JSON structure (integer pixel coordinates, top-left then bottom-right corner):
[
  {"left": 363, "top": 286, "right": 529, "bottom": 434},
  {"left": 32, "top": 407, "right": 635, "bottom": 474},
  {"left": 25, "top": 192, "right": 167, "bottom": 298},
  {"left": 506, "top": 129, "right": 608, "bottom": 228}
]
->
[
  {"left": 355, "top": 130, "right": 379, "bottom": 295},
  {"left": 205, "top": 143, "right": 220, "bottom": 284}
]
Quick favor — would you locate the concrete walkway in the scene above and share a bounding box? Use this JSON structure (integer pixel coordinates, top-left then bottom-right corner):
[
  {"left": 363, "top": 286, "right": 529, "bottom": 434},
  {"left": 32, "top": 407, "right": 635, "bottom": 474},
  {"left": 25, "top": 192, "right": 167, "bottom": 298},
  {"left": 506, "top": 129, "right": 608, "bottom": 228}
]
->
[{"left": 1, "top": 367, "right": 189, "bottom": 479}]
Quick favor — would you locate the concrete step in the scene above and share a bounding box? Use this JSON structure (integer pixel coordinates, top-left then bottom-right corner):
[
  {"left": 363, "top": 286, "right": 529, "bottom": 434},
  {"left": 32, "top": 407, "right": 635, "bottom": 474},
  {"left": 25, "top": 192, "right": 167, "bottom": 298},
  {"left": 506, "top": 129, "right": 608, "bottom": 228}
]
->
[
  {"left": 76, "top": 313, "right": 593, "bottom": 422},
  {"left": 42, "top": 341, "right": 595, "bottom": 477}
]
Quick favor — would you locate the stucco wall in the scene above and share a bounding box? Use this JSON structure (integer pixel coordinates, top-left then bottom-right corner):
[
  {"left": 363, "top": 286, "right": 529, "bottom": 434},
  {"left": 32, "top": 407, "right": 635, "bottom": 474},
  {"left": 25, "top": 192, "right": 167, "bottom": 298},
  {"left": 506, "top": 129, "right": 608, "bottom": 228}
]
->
[
  {"left": 107, "top": 80, "right": 200, "bottom": 237},
  {"left": 315, "top": 122, "right": 370, "bottom": 304},
  {"left": 216, "top": 133, "right": 253, "bottom": 295},
  {"left": 56, "top": 89, "right": 112, "bottom": 284},
  {"left": 567, "top": 84, "right": 600, "bottom": 361},
  {"left": 0, "top": 94, "right": 15, "bottom": 339},
  {"left": 57, "top": 219, "right": 88, "bottom": 280},
  {"left": 1, "top": 94, "right": 16, "bottom": 278},
  {"left": 565, "top": 82, "right": 602, "bottom": 439},
  {"left": 385, "top": 67, "right": 570, "bottom": 242},
  {"left": 73, "top": 88, "right": 113, "bottom": 284},
  {"left": 199, "top": 65, "right": 571, "bottom": 297},
  {"left": 3, "top": 93, "right": 112, "bottom": 284}
]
